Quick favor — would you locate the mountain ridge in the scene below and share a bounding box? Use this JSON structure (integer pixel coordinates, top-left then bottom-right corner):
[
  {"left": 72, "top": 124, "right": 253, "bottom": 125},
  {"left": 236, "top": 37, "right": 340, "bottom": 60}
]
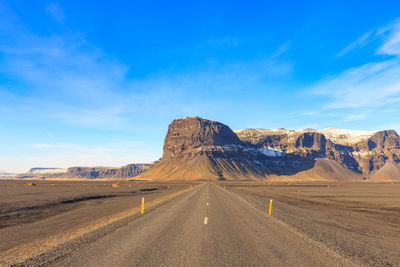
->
[
  {"left": 234, "top": 127, "right": 377, "bottom": 146},
  {"left": 139, "top": 117, "right": 400, "bottom": 181},
  {"left": 9, "top": 164, "right": 151, "bottom": 179}
]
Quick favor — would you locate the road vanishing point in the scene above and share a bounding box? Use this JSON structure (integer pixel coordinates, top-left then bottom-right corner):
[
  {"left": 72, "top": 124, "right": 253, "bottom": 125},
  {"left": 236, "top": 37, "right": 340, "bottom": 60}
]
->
[{"left": 54, "top": 183, "right": 349, "bottom": 267}]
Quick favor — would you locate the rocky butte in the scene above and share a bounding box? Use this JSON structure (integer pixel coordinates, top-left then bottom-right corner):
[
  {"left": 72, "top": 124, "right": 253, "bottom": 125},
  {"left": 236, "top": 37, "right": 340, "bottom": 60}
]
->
[{"left": 139, "top": 117, "right": 400, "bottom": 181}]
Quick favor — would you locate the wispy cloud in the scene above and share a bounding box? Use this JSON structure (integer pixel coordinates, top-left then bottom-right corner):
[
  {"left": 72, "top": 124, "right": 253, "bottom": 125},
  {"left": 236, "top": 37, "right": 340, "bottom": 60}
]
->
[
  {"left": 271, "top": 41, "right": 291, "bottom": 59},
  {"left": 5, "top": 140, "right": 160, "bottom": 172},
  {"left": 336, "top": 19, "right": 400, "bottom": 57},
  {"left": 30, "top": 143, "right": 112, "bottom": 152},
  {"left": 45, "top": 4, "right": 65, "bottom": 24},
  {"left": 3, "top": 149, "right": 158, "bottom": 173},
  {"left": 301, "top": 111, "right": 319, "bottom": 116},
  {"left": 310, "top": 19, "right": 400, "bottom": 111},
  {"left": 0, "top": 4, "right": 297, "bottom": 171},
  {"left": 261, "top": 41, "right": 293, "bottom": 76},
  {"left": 1, "top": 138, "right": 158, "bottom": 173},
  {"left": 0, "top": 23, "right": 293, "bottom": 128},
  {"left": 46, "top": 131, "right": 56, "bottom": 142},
  {"left": 0, "top": 29, "right": 131, "bottom": 127},
  {"left": 344, "top": 113, "right": 368, "bottom": 121},
  {"left": 377, "top": 19, "right": 400, "bottom": 56},
  {"left": 311, "top": 59, "right": 400, "bottom": 108},
  {"left": 336, "top": 30, "right": 375, "bottom": 57}
]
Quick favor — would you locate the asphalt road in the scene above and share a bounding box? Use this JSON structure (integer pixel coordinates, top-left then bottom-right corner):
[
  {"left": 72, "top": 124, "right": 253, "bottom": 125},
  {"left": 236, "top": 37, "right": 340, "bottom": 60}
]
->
[{"left": 54, "top": 183, "right": 348, "bottom": 267}]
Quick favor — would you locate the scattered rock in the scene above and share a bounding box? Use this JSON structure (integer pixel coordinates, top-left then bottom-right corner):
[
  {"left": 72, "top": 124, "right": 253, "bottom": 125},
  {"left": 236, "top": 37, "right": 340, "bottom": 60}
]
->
[{"left": 111, "top": 183, "right": 120, "bottom": 188}]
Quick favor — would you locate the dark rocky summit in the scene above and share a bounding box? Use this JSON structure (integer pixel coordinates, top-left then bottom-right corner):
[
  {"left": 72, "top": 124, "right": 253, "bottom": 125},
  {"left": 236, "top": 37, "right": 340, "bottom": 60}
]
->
[
  {"left": 162, "top": 117, "right": 242, "bottom": 158},
  {"left": 139, "top": 117, "right": 400, "bottom": 181}
]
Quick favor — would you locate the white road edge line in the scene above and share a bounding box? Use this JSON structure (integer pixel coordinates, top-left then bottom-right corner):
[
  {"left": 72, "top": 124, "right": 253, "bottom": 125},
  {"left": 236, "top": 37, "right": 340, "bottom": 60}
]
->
[{"left": 204, "top": 217, "right": 208, "bottom": 225}]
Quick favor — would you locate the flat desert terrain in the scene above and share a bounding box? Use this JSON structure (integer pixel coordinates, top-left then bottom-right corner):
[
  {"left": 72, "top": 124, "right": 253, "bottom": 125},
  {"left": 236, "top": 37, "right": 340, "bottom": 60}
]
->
[
  {"left": 1, "top": 180, "right": 399, "bottom": 266},
  {"left": 0, "top": 180, "right": 196, "bottom": 265},
  {"left": 221, "top": 181, "right": 400, "bottom": 266}
]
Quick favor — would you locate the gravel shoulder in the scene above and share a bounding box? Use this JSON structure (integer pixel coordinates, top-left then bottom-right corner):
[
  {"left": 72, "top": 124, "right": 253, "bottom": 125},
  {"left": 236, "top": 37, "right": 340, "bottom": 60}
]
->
[{"left": 221, "top": 181, "right": 400, "bottom": 266}]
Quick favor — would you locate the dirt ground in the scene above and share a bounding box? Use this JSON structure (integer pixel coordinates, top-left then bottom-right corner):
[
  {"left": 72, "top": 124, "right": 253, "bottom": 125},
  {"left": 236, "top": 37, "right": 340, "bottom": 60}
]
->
[
  {"left": 0, "top": 180, "right": 196, "bottom": 259},
  {"left": 219, "top": 181, "right": 400, "bottom": 266},
  {"left": 1, "top": 180, "right": 399, "bottom": 266}
]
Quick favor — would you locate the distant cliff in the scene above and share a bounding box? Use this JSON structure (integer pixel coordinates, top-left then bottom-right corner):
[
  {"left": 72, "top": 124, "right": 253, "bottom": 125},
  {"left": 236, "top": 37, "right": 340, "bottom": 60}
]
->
[
  {"left": 64, "top": 164, "right": 151, "bottom": 179},
  {"left": 29, "top": 168, "right": 67, "bottom": 174}
]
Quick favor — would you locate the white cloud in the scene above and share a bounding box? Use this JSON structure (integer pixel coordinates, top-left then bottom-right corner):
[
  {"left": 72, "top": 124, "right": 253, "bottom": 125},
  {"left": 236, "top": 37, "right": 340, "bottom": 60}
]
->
[
  {"left": 45, "top": 4, "right": 65, "bottom": 24},
  {"left": 0, "top": 151, "right": 157, "bottom": 173},
  {"left": 311, "top": 19, "right": 400, "bottom": 110},
  {"left": 30, "top": 143, "right": 112, "bottom": 152},
  {"left": 270, "top": 41, "right": 291, "bottom": 59},
  {"left": 301, "top": 111, "right": 319, "bottom": 116},
  {"left": 345, "top": 113, "right": 367, "bottom": 121},
  {"left": 0, "top": 140, "right": 160, "bottom": 173},
  {"left": 0, "top": 30, "right": 132, "bottom": 127},
  {"left": 260, "top": 41, "right": 293, "bottom": 76},
  {"left": 336, "top": 30, "right": 374, "bottom": 57},
  {"left": 0, "top": 29, "right": 294, "bottom": 129},
  {"left": 336, "top": 19, "right": 400, "bottom": 57},
  {"left": 0, "top": 5, "right": 296, "bottom": 172},
  {"left": 377, "top": 20, "right": 400, "bottom": 56},
  {"left": 311, "top": 59, "right": 400, "bottom": 108}
]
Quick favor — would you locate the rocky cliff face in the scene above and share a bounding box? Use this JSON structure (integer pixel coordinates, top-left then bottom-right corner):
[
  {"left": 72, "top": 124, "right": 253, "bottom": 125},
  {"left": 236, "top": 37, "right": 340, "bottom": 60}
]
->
[
  {"left": 140, "top": 117, "right": 400, "bottom": 181},
  {"left": 141, "top": 117, "right": 269, "bottom": 180},
  {"left": 235, "top": 128, "right": 400, "bottom": 180},
  {"left": 162, "top": 117, "right": 242, "bottom": 158},
  {"left": 65, "top": 164, "right": 151, "bottom": 179}
]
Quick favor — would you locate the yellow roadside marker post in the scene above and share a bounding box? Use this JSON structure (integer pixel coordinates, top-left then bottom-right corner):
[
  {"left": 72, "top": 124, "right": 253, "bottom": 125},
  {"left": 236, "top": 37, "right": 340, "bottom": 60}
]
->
[
  {"left": 190, "top": 185, "right": 193, "bottom": 190},
  {"left": 141, "top": 197, "right": 144, "bottom": 215},
  {"left": 268, "top": 199, "right": 273, "bottom": 216},
  {"left": 224, "top": 186, "right": 226, "bottom": 190}
]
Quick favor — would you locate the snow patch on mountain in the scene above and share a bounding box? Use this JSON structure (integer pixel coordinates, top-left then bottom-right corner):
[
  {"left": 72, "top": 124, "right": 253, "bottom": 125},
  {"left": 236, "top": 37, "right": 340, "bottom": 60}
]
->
[
  {"left": 318, "top": 128, "right": 376, "bottom": 145},
  {"left": 258, "top": 147, "right": 284, "bottom": 157},
  {"left": 234, "top": 128, "right": 376, "bottom": 145},
  {"left": 221, "top": 144, "right": 284, "bottom": 157}
]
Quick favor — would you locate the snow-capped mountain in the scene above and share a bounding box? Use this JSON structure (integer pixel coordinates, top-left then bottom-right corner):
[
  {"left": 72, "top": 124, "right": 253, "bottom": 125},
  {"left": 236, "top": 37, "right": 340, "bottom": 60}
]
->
[{"left": 139, "top": 117, "right": 400, "bottom": 181}]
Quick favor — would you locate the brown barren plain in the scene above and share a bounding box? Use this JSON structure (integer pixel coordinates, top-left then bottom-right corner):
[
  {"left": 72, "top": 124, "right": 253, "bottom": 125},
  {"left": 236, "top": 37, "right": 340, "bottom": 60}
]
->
[
  {"left": 0, "top": 180, "right": 198, "bottom": 265},
  {"left": 219, "top": 181, "right": 400, "bottom": 266},
  {"left": 1, "top": 180, "right": 399, "bottom": 266}
]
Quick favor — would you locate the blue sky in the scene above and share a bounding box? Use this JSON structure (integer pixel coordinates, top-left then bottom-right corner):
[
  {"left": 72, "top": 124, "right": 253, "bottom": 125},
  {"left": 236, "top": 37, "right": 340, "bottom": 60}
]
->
[{"left": 1, "top": 1, "right": 400, "bottom": 172}]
